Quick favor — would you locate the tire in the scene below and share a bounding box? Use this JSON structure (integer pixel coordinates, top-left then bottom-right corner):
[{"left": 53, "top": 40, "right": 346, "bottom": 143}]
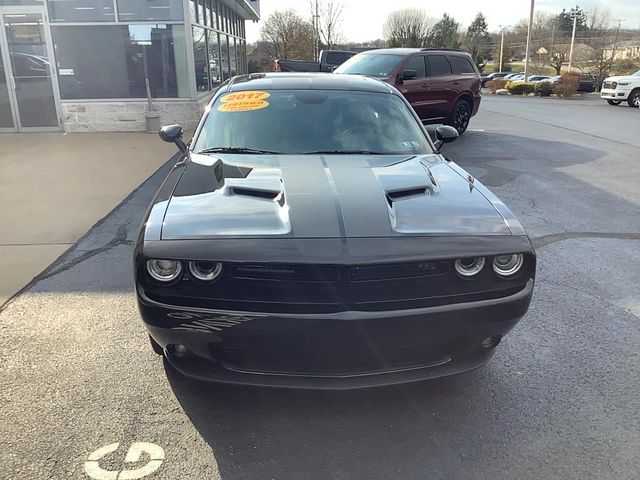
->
[
  {"left": 447, "top": 99, "right": 472, "bottom": 135},
  {"left": 627, "top": 89, "right": 640, "bottom": 108},
  {"left": 607, "top": 100, "right": 622, "bottom": 105},
  {"left": 149, "top": 334, "right": 164, "bottom": 356}
]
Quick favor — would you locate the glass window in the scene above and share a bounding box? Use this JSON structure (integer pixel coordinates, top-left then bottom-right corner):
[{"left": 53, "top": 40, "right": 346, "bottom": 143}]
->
[
  {"left": 51, "top": 24, "right": 189, "bottom": 99},
  {"left": 403, "top": 56, "right": 426, "bottom": 77},
  {"left": 427, "top": 55, "right": 452, "bottom": 76},
  {"left": 193, "top": 26, "right": 209, "bottom": 92},
  {"left": 334, "top": 53, "right": 404, "bottom": 78},
  {"left": 197, "top": 0, "right": 205, "bottom": 25},
  {"left": 220, "top": 34, "right": 230, "bottom": 81},
  {"left": 209, "top": 0, "right": 217, "bottom": 29},
  {"left": 48, "top": 0, "right": 115, "bottom": 22},
  {"left": 193, "top": 90, "right": 433, "bottom": 155},
  {"left": 229, "top": 37, "right": 237, "bottom": 77},
  {"left": 0, "top": 0, "right": 44, "bottom": 4},
  {"left": 116, "top": 0, "right": 183, "bottom": 21},
  {"left": 207, "top": 31, "right": 221, "bottom": 88},
  {"left": 450, "top": 56, "right": 476, "bottom": 74},
  {"left": 189, "top": 0, "right": 196, "bottom": 23},
  {"left": 203, "top": 0, "right": 211, "bottom": 26}
]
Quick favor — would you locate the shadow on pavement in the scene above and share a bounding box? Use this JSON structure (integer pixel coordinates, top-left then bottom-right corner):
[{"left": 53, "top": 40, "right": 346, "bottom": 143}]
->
[{"left": 165, "top": 359, "right": 516, "bottom": 480}]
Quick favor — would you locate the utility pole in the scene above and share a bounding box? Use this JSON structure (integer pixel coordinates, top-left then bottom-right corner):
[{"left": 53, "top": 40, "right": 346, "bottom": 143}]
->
[
  {"left": 611, "top": 19, "right": 625, "bottom": 60},
  {"left": 499, "top": 26, "right": 505, "bottom": 72},
  {"left": 523, "top": 0, "right": 535, "bottom": 81},
  {"left": 568, "top": 9, "right": 579, "bottom": 72},
  {"left": 314, "top": 0, "right": 320, "bottom": 62}
]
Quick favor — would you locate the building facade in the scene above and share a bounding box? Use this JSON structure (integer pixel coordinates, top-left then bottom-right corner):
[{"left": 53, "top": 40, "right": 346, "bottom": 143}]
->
[{"left": 0, "top": 0, "right": 259, "bottom": 133}]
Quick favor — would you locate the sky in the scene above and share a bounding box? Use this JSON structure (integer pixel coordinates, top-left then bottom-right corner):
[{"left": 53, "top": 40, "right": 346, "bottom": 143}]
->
[{"left": 246, "top": 0, "right": 640, "bottom": 43}]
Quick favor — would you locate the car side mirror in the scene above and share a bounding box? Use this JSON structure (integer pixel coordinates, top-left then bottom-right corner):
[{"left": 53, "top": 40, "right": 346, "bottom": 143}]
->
[
  {"left": 400, "top": 69, "right": 418, "bottom": 81},
  {"left": 159, "top": 124, "right": 188, "bottom": 153},
  {"left": 427, "top": 125, "right": 459, "bottom": 151}
]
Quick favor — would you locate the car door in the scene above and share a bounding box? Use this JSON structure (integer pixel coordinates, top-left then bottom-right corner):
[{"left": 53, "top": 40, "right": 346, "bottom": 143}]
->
[
  {"left": 424, "top": 54, "right": 458, "bottom": 121},
  {"left": 394, "top": 55, "right": 428, "bottom": 120}
]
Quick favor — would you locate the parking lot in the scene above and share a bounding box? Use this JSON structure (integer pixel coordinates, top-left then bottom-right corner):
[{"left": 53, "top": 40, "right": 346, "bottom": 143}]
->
[{"left": 1, "top": 94, "right": 639, "bottom": 480}]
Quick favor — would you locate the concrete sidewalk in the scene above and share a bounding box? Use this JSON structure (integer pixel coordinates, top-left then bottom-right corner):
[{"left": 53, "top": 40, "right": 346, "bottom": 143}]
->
[{"left": 0, "top": 132, "right": 177, "bottom": 306}]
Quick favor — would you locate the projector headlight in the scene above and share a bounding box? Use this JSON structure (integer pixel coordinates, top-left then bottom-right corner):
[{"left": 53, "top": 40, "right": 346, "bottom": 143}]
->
[
  {"left": 454, "top": 257, "right": 485, "bottom": 277},
  {"left": 492, "top": 254, "right": 524, "bottom": 277},
  {"left": 146, "top": 259, "right": 182, "bottom": 283}
]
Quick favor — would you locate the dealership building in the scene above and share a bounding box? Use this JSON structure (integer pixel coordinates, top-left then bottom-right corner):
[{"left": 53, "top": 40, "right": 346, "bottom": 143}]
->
[{"left": 0, "top": 0, "right": 259, "bottom": 133}]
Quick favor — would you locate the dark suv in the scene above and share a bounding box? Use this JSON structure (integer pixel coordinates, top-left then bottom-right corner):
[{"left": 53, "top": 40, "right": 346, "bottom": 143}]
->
[{"left": 334, "top": 48, "right": 481, "bottom": 134}]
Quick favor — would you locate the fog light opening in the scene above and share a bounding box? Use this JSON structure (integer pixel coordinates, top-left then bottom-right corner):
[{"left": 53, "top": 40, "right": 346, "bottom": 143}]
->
[
  {"left": 481, "top": 335, "right": 502, "bottom": 349},
  {"left": 168, "top": 344, "right": 190, "bottom": 358}
]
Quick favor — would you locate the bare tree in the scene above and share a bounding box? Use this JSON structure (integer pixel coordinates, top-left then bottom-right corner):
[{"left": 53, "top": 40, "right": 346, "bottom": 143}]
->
[
  {"left": 310, "top": 1, "right": 346, "bottom": 50},
  {"left": 576, "top": 7, "right": 614, "bottom": 90},
  {"left": 383, "top": 8, "right": 435, "bottom": 48},
  {"left": 260, "top": 9, "right": 315, "bottom": 61}
]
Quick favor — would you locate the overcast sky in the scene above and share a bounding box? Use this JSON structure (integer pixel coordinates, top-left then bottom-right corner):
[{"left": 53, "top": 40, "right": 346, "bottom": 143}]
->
[{"left": 246, "top": 0, "right": 640, "bottom": 43}]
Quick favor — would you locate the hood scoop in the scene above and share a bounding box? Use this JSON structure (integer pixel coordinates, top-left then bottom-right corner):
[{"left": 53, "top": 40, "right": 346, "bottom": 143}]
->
[
  {"left": 230, "top": 186, "right": 281, "bottom": 201},
  {"left": 386, "top": 186, "right": 430, "bottom": 204}
]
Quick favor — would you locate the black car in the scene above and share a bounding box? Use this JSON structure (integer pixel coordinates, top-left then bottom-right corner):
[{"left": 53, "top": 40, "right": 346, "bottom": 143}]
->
[
  {"left": 135, "top": 72, "right": 535, "bottom": 389},
  {"left": 480, "top": 72, "right": 510, "bottom": 87}
]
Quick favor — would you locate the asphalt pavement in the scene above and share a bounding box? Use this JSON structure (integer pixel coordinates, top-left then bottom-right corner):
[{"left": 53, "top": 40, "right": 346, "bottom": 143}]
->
[{"left": 1, "top": 95, "right": 639, "bottom": 480}]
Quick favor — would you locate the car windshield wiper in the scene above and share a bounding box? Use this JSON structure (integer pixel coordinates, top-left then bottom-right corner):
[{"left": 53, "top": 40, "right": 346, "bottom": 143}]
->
[
  {"left": 303, "top": 150, "right": 385, "bottom": 155},
  {"left": 196, "top": 147, "right": 281, "bottom": 155}
]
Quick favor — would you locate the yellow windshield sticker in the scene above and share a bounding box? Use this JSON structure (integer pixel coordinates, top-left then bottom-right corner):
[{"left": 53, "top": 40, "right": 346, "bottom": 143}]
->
[{"left": 218, "top": 91, "right": 270, "bottom": 112}]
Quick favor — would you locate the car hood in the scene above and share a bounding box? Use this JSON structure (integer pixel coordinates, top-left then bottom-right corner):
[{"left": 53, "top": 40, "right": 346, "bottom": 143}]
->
[
  {"left": 160, "top": 153, "right": 511, "bottom": 240},
  {"left": 605, "top": 75, "right": 638, "bottom": 82}
]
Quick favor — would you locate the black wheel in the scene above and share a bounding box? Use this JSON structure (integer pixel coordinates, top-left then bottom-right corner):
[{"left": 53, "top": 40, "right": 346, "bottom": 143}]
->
[
  {"left": 627, "top": 89, "right": 640, "bottom": 108},
  {"left": 607, "top": 100, "right": 622, "bottom": 105},
  {"left": 447, "top": 100, "right": 472, "bottom": 135},
  {"left": 149, "top": 334, "right": 164, "bottom": 355}
]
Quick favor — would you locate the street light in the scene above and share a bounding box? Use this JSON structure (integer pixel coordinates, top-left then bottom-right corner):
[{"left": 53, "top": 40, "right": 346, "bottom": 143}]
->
[{"left": 523, "top": 0, "right": 535, "bottom": 82}]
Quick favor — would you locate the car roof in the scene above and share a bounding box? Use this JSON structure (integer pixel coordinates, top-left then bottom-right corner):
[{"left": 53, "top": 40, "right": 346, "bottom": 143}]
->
[
  {"left": 358, "top": 48, "right": 469, "bottom": 56},
  {"left": 225, "top": 72, "right": 395, "bottom": 94}
]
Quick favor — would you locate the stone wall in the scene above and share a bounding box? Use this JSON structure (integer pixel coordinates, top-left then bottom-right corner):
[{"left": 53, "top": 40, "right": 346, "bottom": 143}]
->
[{"left": 62, "top": 97, "right": 212, "bottom": 133}]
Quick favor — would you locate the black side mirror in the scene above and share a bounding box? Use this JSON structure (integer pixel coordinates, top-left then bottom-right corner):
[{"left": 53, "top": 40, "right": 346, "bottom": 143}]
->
[
  {"left": 159, "top": 124, "right": 187, "bottom": 153},
  {"left": 427, "top": 125, "right": 459, "bottom": 151},
  {"left": 400, "top": 69, "right": 418, "bottom": 81}
]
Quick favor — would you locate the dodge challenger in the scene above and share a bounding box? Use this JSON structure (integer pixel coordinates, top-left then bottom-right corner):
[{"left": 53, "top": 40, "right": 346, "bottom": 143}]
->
[{"left": 134, "top": 72, "right": 535, "bottom": 389}]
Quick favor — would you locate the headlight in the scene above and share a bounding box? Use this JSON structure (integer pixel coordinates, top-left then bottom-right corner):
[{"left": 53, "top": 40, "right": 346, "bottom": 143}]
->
[
  {"left": 492, "top": 254, "right": 524, "bottom": 277},
  {"left": 454, "top": 257, "right": 485, "bottom": 277},
  {"left": 146, "top": 259, "right": 182, "bottom": 282},
  {"left": 188, "top": 261, "right": 223, "bottom": 282},
  {"left": 611, "top": 82, "right": 618, "bottom": 88}
]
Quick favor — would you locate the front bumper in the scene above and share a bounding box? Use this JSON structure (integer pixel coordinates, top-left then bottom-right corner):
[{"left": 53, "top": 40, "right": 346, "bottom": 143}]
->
[
  {"left": 137, "top": 280, "right": 533, "bottom": 389},
  {"left": 601, "top": 88, "right": 629, "bottom": 100}
]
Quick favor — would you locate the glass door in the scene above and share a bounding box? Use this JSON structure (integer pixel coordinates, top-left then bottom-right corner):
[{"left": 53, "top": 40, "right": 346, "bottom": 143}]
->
[
  {"left": 0, "top": 9, "right": 60, "bottom": 131},
  {"left": 0, "top": 40, "right": 16, "bottom": 130}
]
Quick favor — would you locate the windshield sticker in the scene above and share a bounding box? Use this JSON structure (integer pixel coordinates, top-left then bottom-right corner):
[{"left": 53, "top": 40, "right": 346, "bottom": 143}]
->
[{"left": 218, "top": 91, "right": 270, "bottom": 112}]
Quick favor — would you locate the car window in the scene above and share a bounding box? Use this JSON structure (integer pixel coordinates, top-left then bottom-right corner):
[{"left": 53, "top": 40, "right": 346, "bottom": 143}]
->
[
  {"left": 450, "top": 56, "right": 476, "bottom": 74},
  {"left": 194, "top": 90, "right": 433, "bottom": 155},
  {"left": 334, "top": 53, "right": 404, "bottom": 78},
  {"left": 325, "top": 52, "right": 346, "bottom": 65},
  {"left": 427, "top": 55, "right": 452, "bottom": 77},
  {"left": 403, "top": 56, "right": 426, "bottom": 78}
]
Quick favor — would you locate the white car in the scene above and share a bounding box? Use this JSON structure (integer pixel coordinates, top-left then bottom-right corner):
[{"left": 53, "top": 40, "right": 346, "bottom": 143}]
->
[{"left": 600, "top": 70, "right": 640, "bottom": 107}]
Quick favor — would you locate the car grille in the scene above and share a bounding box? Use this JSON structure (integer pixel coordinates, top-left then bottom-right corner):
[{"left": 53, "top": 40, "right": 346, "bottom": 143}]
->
[
  {"left": 603, "top": 81, "right": 616, "bottom": 89},
  {"left": 213, "top": 316, "right": 457, "bottom": 375},
  {"left": 145, "top": 259, "right": 532, "bottom": 314}
]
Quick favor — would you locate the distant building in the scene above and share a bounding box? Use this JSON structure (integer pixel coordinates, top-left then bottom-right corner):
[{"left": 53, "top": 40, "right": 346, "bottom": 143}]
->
[
  {"left": 604, "top": 41, "right": 640, "bottom": 60},
  {"left": 0, "top": 0, "right": 260, "bottom": 133}
]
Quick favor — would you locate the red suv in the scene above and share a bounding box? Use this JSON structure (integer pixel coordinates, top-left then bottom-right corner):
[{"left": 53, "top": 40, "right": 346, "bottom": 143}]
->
[{"left": 334, "top": 48, "right": 481, "bottom": 134}]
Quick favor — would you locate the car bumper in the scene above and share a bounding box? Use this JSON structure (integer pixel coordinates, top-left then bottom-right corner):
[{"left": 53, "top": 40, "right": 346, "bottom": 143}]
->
[
  {"left": 601, "top": 89, "right": 629, "bottom": 100},
  {"left": 137, "top": 280, "right": 533, "bottom": 389},
  {"left": 472, "top": 96, "right": 481, "bottom": 116}
]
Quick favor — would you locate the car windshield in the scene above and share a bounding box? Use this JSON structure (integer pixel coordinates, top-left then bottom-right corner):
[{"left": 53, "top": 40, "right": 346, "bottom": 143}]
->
[
  {"left": 333, "top": 53, "right": 404, "bottom": 77},
  {"left": 193, "top": 89, "right": 433, "bottom": 155},
  {"left": 632, "top": 70, "right": 640, "bottom": 77}
]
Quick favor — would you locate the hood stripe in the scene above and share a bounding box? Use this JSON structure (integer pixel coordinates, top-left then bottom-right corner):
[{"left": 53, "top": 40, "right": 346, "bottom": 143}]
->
[{"left": 320, "top": 156, "right": 348, "bottom": 240}]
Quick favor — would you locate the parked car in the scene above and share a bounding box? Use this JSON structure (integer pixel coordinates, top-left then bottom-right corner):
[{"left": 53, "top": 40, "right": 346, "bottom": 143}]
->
[
  {"left": 274, "top": 50, "right": 356, "bottom": 73},
  {"left": 601, "top": 70, "right": 640, "bottom": 107},
  {"left": 527, "top": 75, "right": 551, "bottom": 83},
  {"left": 137, "top": 72, "right": 536, "bottom": 389},
  {"left": 578, "top": 75, "right": 596, "bottom": 93},
  {"left": 503, "top": 73, "right": 523, "bottom": 80},
  {"left": 334, "top": 48, "right": 481, "bottom": 134},
  {"left": 481, "top": 72, "right": 510, "bottom": 87}
]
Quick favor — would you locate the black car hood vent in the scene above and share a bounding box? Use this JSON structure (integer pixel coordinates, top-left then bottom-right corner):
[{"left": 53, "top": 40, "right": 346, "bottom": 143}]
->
[
  {"left": 386, "top": 186, "right": 429, "bottom": 204},
  {"left": 230, "top": 186, "right": 281, "bottom": 201}
]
